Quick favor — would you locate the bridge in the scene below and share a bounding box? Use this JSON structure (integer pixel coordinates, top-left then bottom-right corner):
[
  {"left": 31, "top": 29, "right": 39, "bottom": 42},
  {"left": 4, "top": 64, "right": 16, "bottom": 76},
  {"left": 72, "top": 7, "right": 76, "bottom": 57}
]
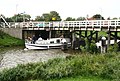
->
[
  {"left": 1, "top": 20, "right": 120, "bottom": 31},
  {"left": 1, "top": 19, "right": 120, "bottom": 53}
]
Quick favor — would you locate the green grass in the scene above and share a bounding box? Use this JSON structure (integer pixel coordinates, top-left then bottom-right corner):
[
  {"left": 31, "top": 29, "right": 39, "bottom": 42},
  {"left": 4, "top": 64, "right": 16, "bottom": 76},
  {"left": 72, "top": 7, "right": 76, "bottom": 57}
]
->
[
  {"left": 30, "top": 76, "right": 110, "bottom": 81},
  {"left": 51, "top": 76, "right": 110, "bottom": 81},
  {"left": 0, "top": 52, "right": 119, "bottom": 81},
  {"left": 0, "top": 32, "right": 24, "bottom": 47}
]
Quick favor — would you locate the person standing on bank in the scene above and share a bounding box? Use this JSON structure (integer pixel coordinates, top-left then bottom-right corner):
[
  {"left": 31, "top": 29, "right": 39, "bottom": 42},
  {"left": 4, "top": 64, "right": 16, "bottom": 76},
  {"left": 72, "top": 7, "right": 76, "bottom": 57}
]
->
[{"left": 32, "top": 35, "right": 37, "bottom": 44}]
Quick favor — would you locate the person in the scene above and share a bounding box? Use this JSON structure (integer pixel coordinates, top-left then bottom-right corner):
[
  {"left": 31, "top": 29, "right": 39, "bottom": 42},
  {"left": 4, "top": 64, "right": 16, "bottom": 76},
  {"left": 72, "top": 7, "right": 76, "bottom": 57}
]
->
[
  {"left": 60, "top": 34, "right": 64, "bottom": 38},
  {"left": 32, "top": 35, "right": 37, "bottom": 44},
  {"left": 25, "top": 37, "right": 32, "bottom": 43},
  {"left": 28, "top": 37, "right": 32, "bottom": 41}
]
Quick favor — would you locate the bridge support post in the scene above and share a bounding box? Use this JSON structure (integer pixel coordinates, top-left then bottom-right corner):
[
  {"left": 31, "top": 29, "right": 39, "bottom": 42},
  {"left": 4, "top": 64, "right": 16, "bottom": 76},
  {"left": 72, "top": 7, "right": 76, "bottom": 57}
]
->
[
  {"left": 95, "top": 31, "right": 98, "bottom": 42},
  {"left": 22, "top": 30, "right": 25, "bottom": 39},
  {"left": 72, "top": 31, "right": 76, "bottom": 49},
  {"left": 79, "top": 31, "right": 81, "bottom": 39},
  {"left": 114, "top": 31, "right": 117, "bottom": 43},
  {"left": 49, "top": 30, "right": 51, "bottom": 39},
  {"left": 107, "top": 31, "right": 111, "bottom": 48},
  {"left": 85, "top": 31, "right": 87, "bottom": 37},
  {"left": 78, "top": 31, "right": 82, "bottom": 50},
  {"left": 89, "top": 31, "right": 93, "bottom": 43}
]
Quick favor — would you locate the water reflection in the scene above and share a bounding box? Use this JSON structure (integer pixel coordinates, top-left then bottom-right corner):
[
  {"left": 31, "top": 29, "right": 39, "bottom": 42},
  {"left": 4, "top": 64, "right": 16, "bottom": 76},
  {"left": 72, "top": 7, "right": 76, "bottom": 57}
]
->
[{"left": 0, "top": 47, "right": 69, "bottom": 71}]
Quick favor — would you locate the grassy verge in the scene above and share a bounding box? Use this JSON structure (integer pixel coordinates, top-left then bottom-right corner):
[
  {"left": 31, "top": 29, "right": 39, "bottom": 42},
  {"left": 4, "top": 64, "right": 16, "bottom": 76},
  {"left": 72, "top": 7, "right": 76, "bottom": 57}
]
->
[
  {"left": 30, "top": 76, "right": 110, "bottom": 81},
  {"left": 51, "top": 76, "right": 110, "bottom": 81},
  {"left": 0, "top": 52, "right": 119, "bottom": 81},
  {"left": 0, "top": 31, "right": 24, "bottom": 47}
]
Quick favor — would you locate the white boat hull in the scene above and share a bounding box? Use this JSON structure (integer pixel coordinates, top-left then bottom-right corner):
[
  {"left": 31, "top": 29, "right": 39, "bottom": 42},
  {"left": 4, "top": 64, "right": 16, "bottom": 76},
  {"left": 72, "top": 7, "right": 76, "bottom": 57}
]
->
[
  {"left": 25, "top": 38, "right": 71, "bottom": 50},
  {"left": 25, "top": 43, "right": 64, "bottom": 50}
]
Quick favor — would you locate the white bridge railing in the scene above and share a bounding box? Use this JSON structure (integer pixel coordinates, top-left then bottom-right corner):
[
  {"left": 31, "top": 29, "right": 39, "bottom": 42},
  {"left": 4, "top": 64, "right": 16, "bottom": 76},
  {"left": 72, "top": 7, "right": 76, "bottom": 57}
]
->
[
  {"left": 1, "top": 20, "right": 120, "bottom": 31},
  {"left": 0, "top": 22, "right": 22, "bottom": 28},
  {"left": 22, "top": 20, "right": 120, "bottom": 27}
]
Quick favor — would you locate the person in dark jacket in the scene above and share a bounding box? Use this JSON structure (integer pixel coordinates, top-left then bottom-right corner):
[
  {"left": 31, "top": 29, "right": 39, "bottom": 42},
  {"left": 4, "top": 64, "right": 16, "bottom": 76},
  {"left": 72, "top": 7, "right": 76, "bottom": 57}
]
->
[{"left": 32, "top": 35, "right": 37, "bottom": 44}]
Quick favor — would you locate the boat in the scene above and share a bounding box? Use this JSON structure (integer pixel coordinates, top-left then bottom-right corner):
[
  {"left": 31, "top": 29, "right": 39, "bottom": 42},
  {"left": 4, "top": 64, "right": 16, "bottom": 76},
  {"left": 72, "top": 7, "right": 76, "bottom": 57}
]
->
[{"left": 25, "top": 37, "right": 71, "bottom": 50}]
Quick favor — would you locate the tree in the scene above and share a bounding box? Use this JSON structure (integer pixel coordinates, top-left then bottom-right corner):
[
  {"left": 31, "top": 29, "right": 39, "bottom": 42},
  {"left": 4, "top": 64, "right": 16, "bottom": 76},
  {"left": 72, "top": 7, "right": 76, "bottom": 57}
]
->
[
  {"left": 49, "top": 11, "right": 61, "bottom": 21},
  {"left": 35, "top": 16, "right": 44, "bottom": 21},
  {"left": 35, "top": 11, "right": 62, "bottom": 21},
  {"left": 92, "top": 14, "right": 104, "bottom": 20},
  {"left": 5, "top": 17, "right": 14, "bottom": 22},
  {"left": 76, "top": 17, "right": 86, "bottom": 21},
  {"left": 112, "top": 17, "right": 118, "bottom": 20},
  {"left": 107, "top": 17, "right": 111, "bottom": 20},
  {"left": 65, "top": 17, "right": 75, "bottom": 21},
  {"left": 42, "top": 13, "right": 51, "bottom": 21},
  {"left": 11, "top": 14, "right": 31, "bottom": 22}
]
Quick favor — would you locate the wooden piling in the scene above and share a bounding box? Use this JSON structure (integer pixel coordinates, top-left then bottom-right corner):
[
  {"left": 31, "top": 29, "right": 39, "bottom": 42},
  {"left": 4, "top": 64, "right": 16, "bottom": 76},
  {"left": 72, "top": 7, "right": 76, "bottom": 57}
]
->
[
  {"left": 95, "top": 31, "right": 98, "bottom": 42},
  {"left": 72, "top": 31, "right": 75, "bottom": 49},
  {"left": 114, "top": 31, "right": 117, "bottom": 43},
  {"left": 107, "top": 31, "right": 111, "bottom": 48}
]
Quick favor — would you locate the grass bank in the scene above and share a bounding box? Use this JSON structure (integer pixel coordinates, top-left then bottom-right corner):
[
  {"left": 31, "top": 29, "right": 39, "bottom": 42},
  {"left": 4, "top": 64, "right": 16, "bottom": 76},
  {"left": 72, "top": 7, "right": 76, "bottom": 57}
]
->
[
  {"left": 31, "top": 76, "right": 110, "bottom": 81},
  {"left": 0, "top": 30, "right": 24, "bottom": 47},
  {"left": 0, "top": 52, "right": 119, "bottom": 81}
]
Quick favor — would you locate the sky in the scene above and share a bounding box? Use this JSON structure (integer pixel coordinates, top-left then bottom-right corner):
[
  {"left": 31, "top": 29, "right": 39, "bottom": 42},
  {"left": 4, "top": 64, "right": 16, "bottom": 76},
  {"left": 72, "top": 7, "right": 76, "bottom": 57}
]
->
[{"left": 0, "top": 0, "right": 120, "bottom": 20}]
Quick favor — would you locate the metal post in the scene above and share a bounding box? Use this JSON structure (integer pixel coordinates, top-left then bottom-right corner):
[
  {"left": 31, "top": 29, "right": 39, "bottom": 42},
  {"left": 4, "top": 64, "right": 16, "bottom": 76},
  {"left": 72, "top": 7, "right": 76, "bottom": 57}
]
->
[{"left": 16, "top": 4, "right": 18, "bottom": 22}]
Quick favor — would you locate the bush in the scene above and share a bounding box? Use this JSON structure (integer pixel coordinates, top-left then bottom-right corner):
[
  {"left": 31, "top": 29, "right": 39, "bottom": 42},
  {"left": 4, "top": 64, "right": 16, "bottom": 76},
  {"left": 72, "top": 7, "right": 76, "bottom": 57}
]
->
[
  {"left": 107, "top": 43, "right": 119, "bottom": 53},
  {"left": 80, "top": 38, "right": 98, "bottom": 53},
  {"left": 0, "top": 53, "right": 119, "bottom": 81},
  {"left": 89, "top": 43, "right": 98, "bottom": 54},
  {"left": 100, "top": 54, "right": 120, "bottom": 80}
]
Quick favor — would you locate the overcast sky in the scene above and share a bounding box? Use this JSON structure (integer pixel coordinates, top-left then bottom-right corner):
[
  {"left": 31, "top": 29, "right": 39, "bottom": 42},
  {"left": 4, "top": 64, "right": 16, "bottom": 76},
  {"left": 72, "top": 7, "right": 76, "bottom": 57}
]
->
[{"left": 0, "top": 0, "right": 120, "bottom": 20}]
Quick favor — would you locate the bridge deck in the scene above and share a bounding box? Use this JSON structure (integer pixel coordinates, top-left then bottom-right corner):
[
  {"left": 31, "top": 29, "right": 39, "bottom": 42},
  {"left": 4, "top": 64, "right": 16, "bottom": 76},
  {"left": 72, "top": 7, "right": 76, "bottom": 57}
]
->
[{"left": 1, "top": 20, "right": 120, "bottom": 31}]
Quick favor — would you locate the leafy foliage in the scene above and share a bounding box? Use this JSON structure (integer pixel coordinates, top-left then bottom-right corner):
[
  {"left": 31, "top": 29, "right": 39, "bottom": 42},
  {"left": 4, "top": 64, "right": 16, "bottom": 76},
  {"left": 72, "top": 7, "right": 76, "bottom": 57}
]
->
[
  {"left": 11, "top": 14, "right": 31, "bottom": 22},
  {"left": 107, "top": 43, "right": 119, "bottom": 53},
  {"left": 0, "top": 52, "right": 120, "bottom": 81},
  {"left": 35, "top": 11, "right": 61, "bottom": 21},
  {"left": 92, "top": 14, "right": 104, "bottom": 20},
  {"left": 65, "top": 17, "right": 75, "bottom": 21},
  {"left": 80, "top": 38, "right": 98, "bottom": 53},
  {"left": 76, "top": 17, "right": 86, "bottom": 21}
]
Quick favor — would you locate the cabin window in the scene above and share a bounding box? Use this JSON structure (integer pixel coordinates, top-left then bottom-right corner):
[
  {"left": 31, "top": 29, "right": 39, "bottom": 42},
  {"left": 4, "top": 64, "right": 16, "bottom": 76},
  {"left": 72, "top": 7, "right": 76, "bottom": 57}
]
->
[
  {"left": 50, "top": 41, "right": 54, "bottom": 43},
  {"left": 56, "top": 39, "right": 60, "bottom": 43}
]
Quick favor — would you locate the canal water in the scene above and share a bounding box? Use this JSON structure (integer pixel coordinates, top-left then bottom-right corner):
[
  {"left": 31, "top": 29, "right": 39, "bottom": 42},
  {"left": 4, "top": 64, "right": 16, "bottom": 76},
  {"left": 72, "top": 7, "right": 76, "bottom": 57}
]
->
[{"left": 0, "top": 47, "right": 70, "bottom": 71}]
